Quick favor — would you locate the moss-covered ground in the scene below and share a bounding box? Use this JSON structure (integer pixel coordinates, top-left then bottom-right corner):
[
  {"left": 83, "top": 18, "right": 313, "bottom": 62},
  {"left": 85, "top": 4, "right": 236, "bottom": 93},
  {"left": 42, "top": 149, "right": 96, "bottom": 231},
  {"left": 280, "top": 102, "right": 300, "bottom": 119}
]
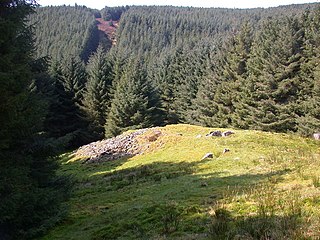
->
[{"left": 42, "top": 124, "right": 320, "bottom": 239}]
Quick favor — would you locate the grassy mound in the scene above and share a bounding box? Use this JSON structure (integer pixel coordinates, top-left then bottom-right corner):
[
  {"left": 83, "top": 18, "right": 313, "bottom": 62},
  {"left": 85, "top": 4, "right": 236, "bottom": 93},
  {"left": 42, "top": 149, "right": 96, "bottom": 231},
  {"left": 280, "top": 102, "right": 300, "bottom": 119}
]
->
[{"left": 42, "top": 124, "right": 320, "bottom": 239}]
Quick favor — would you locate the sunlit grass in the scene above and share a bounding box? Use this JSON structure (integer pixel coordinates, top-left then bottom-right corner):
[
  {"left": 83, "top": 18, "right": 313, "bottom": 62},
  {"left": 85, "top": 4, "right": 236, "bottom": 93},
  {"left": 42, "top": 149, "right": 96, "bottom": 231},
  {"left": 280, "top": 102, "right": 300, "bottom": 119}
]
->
[{"left": 42, "top": 124, "right": 320, "bottom": 239}]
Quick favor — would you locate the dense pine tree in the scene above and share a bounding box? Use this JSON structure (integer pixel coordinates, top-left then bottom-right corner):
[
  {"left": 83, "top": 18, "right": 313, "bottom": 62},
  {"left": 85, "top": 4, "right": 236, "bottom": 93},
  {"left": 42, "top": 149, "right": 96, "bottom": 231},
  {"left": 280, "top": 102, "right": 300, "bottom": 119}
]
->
[
  {"left": 25, "top": 3, "right": 320, "bottom": 145},
  {"left": 82, "top": 45, "right": 113, "bottom": 139},
  {"left": 237, "top": 17, "right": 304, "bottom": 132},
  {"left": 297, "top": 10, "right": 320, "bottom": 135},
  {"left": 192, "top": 48, "right": 224, "bottom": 127},
  {"left": 29, "top": 5, "right": 97, "bottom": 61},
  {"left": 44, "top": 56, "right": 89, "bottom": 147},
  {"left": 105, "top": 58, "right": 162, "bottom": 137},
  {"left": 0, "top": 1, "right": 69, "bottom": 239},
  {"left": 150, "top": 51, "right": 179, "bottom": 124}
]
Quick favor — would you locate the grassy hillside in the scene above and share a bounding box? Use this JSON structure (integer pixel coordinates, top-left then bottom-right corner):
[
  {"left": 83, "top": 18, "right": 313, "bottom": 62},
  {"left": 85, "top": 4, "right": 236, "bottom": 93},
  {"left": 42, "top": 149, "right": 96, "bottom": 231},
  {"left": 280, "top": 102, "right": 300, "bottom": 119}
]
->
[{"left": 42, "top": 124, "right": 320, "bottom": 239}]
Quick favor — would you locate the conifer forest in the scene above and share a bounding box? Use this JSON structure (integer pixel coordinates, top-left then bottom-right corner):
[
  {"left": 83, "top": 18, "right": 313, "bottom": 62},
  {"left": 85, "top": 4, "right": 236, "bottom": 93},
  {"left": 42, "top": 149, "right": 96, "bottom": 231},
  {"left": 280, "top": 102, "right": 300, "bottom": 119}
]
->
[{"left": 1, "top": 1, "right": 320, "bottom": 239}]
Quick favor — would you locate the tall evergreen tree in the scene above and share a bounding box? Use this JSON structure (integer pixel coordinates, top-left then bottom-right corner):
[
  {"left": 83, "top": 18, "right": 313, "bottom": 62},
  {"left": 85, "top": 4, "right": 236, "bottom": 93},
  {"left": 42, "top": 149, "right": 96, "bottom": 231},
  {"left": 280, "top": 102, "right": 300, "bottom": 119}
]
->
[
  {"left": 193, "top": 23, "right": 253, "bottom": 128},
  {"left": 82, "top": 45, "right": 113, "bottom": 139},
  {"left": 0, "top": 1, "right": 69, "bottom": 238},
  {"left": 238, "top": 17, "right": 304, "bottom": 132},
  {"left": 297, "top": 9, "right": 320, "bottom": 135},
  {"left": 105, "top": 58, "right": 162, "bottom": 137},
  {"left": 44, "top": 56, "right": 88, "bottom": 147},
  {"left": 151, "top": 51, "right": 179, "bottom": 124},
  {"left": 192, "top": 46, "right": 224, "bottom": 126}
]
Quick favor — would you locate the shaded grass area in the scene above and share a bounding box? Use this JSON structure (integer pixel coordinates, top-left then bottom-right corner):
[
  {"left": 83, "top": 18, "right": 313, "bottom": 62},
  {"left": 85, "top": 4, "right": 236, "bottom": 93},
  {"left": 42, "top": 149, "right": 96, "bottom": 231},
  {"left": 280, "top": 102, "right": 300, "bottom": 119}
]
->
[{"left": 42, "top": 124, "right": 320, "bottom": 239}]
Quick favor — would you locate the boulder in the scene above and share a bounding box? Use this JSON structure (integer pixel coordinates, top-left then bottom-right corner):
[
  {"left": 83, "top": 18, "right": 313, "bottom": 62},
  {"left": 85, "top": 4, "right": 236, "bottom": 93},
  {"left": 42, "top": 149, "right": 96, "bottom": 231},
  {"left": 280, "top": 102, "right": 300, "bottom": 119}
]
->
[
  {"left": 202, "top": 152, "right": 214, "bottom": 160},
  {"left": 206, "top": 130, "right": 222, "bottom": 137},
  {"left": 222, "top": 131, "right": 234, "bottom": 137},
  {"left": 222, "top": 148, "right": 230, "bottom": 154},
  {"left": 314, "top": 133, "right": 320, "bottom": 140}
]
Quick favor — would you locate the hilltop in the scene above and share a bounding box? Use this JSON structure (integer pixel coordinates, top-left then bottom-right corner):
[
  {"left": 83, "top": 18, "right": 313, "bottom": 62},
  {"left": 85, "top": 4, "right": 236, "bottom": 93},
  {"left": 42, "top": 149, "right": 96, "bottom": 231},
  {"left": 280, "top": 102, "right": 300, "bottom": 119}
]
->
[{"left": 42, "top": 124, "right": 320, "bottom": 239}]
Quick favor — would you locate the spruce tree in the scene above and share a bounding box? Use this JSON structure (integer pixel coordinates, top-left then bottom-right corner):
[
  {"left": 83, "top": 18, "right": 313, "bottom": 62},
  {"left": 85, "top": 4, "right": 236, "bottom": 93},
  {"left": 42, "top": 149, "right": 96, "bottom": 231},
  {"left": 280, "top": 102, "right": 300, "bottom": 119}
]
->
[
  {"left": 151, "top": 51, "right": 179, "bottom": 124},
  {"left": 240, "top": 17, "right": 304, "bottom": 132},
  {"left": 44, "top": 57, "right": 88, "bottom": 147},
  {"left": 0, "top": 1, "right": 69, "bottom": 238},
  {"left": 192, "top": 47, "right": 224, "bottom": 126},
  {"left": 82, "top": 45, "right": 113, "bottom": 139},
  {"left": 297, "top": 10, "right": 320, "bottom": 135},
  {"left": 193, "top": 23, "right": 253, "bottom": 128},
  {"left": 105, "top": 58, "right": 162, "bottom": 137}
]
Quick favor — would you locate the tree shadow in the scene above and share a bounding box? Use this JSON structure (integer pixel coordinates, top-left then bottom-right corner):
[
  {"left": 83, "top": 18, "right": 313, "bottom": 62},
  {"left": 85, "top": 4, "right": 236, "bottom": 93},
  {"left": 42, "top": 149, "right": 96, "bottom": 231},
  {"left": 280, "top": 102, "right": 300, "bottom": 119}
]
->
[
  {"left": 208, "top": 210, "right": 304, "bottom": 240},
  {"left": 79, "top": 157, "right": 296, "bottom": 239}
]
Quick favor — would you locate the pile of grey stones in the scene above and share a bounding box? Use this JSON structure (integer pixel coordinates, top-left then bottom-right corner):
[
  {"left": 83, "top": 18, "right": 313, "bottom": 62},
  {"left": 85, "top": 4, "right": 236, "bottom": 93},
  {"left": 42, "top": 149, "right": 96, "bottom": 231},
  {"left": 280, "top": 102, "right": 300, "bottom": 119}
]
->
[
  {"left": 77, "top": 129, "right": 149, "bottom": 163},
  {"left": 206, "top": 130, "right": 234, "bottom": 137}
]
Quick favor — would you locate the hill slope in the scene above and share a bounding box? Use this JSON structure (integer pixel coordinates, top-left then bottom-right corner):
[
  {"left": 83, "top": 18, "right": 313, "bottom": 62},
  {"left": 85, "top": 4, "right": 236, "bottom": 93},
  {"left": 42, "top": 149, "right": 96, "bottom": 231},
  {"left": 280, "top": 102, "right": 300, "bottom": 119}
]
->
[
  {"left": 29, "top": 4, "right": 318, "bottom": 62},
  {"left": 43, "top": 124, "right": 319, "bottom": 239},
  {"left": 29, "top": 6, "right": 97, "bottom": 61}
]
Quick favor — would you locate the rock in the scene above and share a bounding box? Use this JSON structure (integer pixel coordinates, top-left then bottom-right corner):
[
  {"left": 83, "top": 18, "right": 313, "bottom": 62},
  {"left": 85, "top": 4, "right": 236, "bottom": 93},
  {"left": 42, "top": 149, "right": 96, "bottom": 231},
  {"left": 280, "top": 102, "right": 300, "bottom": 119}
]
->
[
  {"left": 202, "top": 152, "right": 214, "bottom": 160},
  {"left": 313, "top": 133, "right": 320, "bottom": 140},
  {"left": 195, "top": 134, "right": 202, "bottom": 138},
  {"left": 206, "top": 130, "right": 222, "bottom": 137},
  {"left": 200, "top": 182, "right": 208, "bottom": 187},
  {"left": 223, "top": 148, "right": 230, "bottom": 154},
  {"left": 222, "top": 131, "right": 235, "bottom": 137},
  {"left": 76, "top": 128, "right": 161, "bottom": 164}
]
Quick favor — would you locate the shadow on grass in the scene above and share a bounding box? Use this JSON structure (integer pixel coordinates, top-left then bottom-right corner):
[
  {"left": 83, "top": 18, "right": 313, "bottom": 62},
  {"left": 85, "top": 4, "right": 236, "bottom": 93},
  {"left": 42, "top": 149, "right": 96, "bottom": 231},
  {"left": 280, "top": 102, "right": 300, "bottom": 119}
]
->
[
  {"left": 208, "top": 209, "right": 303, "bottom": 240},
  {"left": 74, "top": 157, "right": 296, "bottom": 240}
]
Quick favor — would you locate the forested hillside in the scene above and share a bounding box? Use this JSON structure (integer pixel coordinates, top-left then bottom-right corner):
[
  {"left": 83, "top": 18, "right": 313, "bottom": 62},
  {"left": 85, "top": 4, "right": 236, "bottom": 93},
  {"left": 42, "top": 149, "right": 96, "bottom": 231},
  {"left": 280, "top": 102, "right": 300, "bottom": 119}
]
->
[
  {"left": 112, "top": 5, "right": 314, "bottom": 56},
  {"left": 26, "top": 3, "right": 320, "bottom": 151},
  {"left": 29, "top": 6, "right": 99, "bottom": 61}
]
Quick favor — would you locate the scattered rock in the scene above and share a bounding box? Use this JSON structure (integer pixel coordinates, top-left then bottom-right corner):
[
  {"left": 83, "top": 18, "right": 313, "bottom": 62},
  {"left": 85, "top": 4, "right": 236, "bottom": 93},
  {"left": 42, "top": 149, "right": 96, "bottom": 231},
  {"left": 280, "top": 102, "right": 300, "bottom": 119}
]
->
[
  {"left": 77, "top": 128, "right": 162, "bottom": 164},
  {"left": 201, "top": 182, "right": 208, "bottom": 187},
  {"left": 195, "top": 134, "right": 202, "bottom": 138},
  {"left": 206, "top": 130, "right": 222, "bottom": 137},
  {"left": 223, "top": 148, "right": 230, "bottom": 154},
  {"left": 234, "top": 157, "right": 240, "bottom": 161},
  {"left": 201, "top": 152, "right": 214, "bottom": 160},
  {"left": 314, "top": 133, "right": 320, "bottom": 140},
  {"left": 222, "top": 131, "right": 235, "bottom": 137}
]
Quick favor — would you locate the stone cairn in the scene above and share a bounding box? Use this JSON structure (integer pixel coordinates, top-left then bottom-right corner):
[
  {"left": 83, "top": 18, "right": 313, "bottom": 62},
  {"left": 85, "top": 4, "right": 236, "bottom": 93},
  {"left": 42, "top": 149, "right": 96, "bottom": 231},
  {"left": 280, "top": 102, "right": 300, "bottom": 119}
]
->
[{"left": 77, "top": 128, "right": 162, "bottom": 163}]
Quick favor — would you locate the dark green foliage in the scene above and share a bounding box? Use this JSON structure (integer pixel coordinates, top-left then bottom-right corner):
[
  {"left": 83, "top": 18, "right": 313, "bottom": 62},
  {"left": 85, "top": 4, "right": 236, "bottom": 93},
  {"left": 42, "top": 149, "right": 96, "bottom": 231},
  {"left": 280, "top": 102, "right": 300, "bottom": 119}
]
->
[
  {"left": 27, "top": 3, "right": 320, "bottom": 148},
  {"left": 80, "top": 23, "right": 100, "bottom": 62},
  {"left": 101, "top": 6, "right": 129, "bottom": 21},
  {"left": 28, "top": 5, "right": 96, "bottom": 61},
  {"left": 44, "top": 56, "right": 89, "bottom": 148},
  {"left": 296, "top": 9, "right": 320, "bottom": 136},
  {"left": 238, "top": 17, "right": 304, "bottom": 132},
  {"left": 105, "top": 58, "right": 163, "bottom": 137},
  {"left": 112, "top": 5, "right": 314, "bottom": 58},
  {"left": 149, "top": 51, "right": 179, "bottom": 124},
  {"left": 82, "top": 45, "right": 113, "bottom": 139},
  {"left": 193, "top": 23, "right": 253, "bottom": 128},
  {"left": 0, "top": 1, "right": 69, "bottom": 239},
  {"left": 108, "top": 4, "right": 319, "bottom": 135}
]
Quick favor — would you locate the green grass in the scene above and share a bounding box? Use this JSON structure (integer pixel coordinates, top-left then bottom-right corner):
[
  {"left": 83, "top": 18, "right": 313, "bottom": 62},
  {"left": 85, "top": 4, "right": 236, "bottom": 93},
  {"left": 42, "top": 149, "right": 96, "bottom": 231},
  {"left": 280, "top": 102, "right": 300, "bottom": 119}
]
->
[{"left": 42, "top": 124, "right": 320, "bottom": 239}]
